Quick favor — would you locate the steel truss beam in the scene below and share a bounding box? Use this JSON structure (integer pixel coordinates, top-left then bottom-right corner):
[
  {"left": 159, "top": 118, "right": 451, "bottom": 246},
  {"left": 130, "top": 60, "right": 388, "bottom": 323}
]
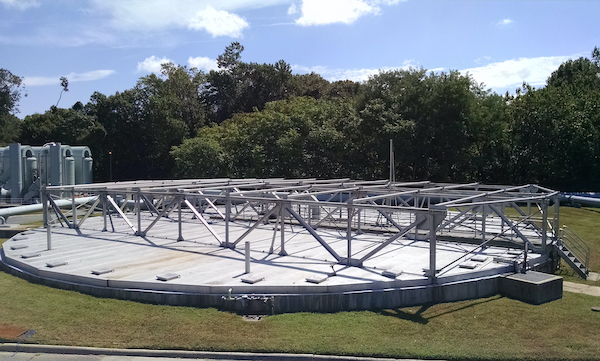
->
[{"left": 43, "top": 178, "right": 559, "bottom": 280}]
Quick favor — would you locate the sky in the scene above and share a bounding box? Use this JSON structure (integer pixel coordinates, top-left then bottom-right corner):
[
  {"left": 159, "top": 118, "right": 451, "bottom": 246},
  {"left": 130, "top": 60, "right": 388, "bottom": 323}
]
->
[{"left": 1, "top": 0, "right": 599, "bottom": 118}]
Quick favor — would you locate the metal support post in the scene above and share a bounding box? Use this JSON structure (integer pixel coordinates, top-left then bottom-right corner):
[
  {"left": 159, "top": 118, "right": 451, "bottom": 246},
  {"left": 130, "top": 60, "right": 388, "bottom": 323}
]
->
[
  {"left": 47, "top": 217, "right": 52, "bottom": 250},
  {"left": 428, "top": 209, "right": 437, "bottom": 284},
  {"left": 553, "top": 195, "right": 560, "bottom": 240},
  {"left": 44, "top": 185, "right": 51, "bottom": 250},
  {"left": 71, "top": 187, "right": 77, "bottom": 229},
  {"left": 177, "top": 195, "right": 184, "bottom": 241},
  {"left": 357, "top": 208, "right": 362, "bottom": 234},
  {"left": 347, "top": 200, "right": 353, "bottom": 265},
  {"left": 481, "top": 204, "right": 486, "bottom": 243},
  {"left": 136, "top": 190, "right": 141, "bottom": 236},
  {"left": 42, "top": 185, "right": 47, "bottom": 227},
  {"left": 541, "top": 199, "right": 548, "bottom": 251},
  {"left": 225, "top": 189, "right": 231, "bottom": 248},
  {"left": 280, "top": 200, "right": 287, "bottom": 256},
  {"left": 102, "top": 191, "right": 107, "bottom": 232},
  {"left": 245, "top": 241, "right": 251, "bottom": 274}
]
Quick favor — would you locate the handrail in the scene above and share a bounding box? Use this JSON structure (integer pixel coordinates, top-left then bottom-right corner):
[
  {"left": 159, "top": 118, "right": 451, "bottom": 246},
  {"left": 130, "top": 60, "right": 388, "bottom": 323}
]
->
[{"left": 559, "top": 225, "right": 590, "bottom": 272}]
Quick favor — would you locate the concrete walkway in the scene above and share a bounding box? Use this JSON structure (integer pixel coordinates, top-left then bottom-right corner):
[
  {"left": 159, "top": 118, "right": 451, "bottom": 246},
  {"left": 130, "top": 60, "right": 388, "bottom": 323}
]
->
[{"left": 563, "top": 280, "right": 600, "bottom": 297}]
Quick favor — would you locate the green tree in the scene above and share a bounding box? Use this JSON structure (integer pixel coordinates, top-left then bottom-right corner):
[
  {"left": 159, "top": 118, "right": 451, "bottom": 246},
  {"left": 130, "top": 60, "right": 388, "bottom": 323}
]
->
[
  {"left": 507, "top": 54, "right": 600, "bottom": 190},
  {"left": 0, "top": 69, "right": 25, "bottom": 145},
  {"left": 358, "top": 68, "right": 491, "bottom": 182},
  {"left": 55, "top": 76, "right": 69, "bottom": 107},
  {"left": 20, "top": 103, "right": 104, "bottom": 146},
  {"left": 172, "top": 97, "right": 360, "bottom": 179},
  {"left": 203, "top": 43, "right": 296, "bottom": 123}
]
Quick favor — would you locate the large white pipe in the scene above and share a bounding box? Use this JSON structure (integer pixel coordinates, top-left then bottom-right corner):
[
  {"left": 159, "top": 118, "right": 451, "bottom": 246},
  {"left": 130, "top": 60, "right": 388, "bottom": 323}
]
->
[
  {"left": 0, "top": 196, "right": 97, "bottom": 223},
  {"left": 561, "top": 194, "right": 600, "bottom": 207}
]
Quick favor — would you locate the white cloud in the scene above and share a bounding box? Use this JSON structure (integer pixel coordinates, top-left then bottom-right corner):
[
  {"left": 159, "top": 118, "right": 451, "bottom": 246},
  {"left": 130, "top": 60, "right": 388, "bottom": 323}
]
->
[
  {"left": 293, "top": 60, "right": 417, "bottom": 82},
  {"left": 137, "top": 56, "right": 173, "bottom": 74},
  {"left": 287, "top": 3, "right": 297, "bottom": 15},
  {"left": 89, "top": 0, "right": 280, "bottom": 36},
  {"left": 23, "top": 70, "right": 115, "bottom": 87},
  {"left": 188, "top": 56, "right": 219, "bottom": 72},
  {"left": 295, "top": 0, "right": 378, "bottom": 26},
  {"left": 188, "top": 6, "right": 249, "bottom": 37},
  {"left": 474, "top": 56, "right": 492, "bottom": 65},
  {"left": 293, "top": 0, "right": 403, "bottom": 26},
  {"left": 461, "top": 54, "right": 583, "bottom": 91},
  {"left": 496, "top": 18, "right": 513, "bottom": 26},
  {"left": 0, "top": 0, "right": 40, "bottom": 10}
]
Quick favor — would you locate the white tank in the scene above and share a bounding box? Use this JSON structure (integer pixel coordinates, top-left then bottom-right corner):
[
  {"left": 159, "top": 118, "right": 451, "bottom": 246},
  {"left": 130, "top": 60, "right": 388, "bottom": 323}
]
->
[
  {"left": 83, "top": 157, "right": 93, "bottom": 184},
  {"left": 24, "top": 157, "right": 38, "bottom": 190},
  {"left": 64, "top": 156, "right": 75, "bottom": 185}
]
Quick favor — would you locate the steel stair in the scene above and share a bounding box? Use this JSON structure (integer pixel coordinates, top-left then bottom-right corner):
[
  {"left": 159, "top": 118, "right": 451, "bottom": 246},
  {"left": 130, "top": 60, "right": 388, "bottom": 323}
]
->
[{"left": 556, "top": 226, "right": 590, "bottom": 279}]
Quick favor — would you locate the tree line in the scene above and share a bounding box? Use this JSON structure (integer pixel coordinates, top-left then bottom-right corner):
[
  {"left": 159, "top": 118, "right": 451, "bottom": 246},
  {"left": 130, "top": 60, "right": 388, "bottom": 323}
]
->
[{"left": 1, "top": 43, "right": 599, "bottom": 191}]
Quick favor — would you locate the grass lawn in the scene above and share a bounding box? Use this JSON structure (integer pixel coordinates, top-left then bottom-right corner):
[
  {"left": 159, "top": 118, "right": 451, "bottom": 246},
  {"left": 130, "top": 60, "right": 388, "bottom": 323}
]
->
[{"left": 0, "top": 206, "right": 599, "bottom": 360}]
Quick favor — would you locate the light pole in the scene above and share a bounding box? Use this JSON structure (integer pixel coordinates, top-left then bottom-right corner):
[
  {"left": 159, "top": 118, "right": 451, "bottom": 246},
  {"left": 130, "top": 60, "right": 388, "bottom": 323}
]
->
[
  {"left": 109, "top": 151, "right": 113, "bottom": 181},
  {"left": 39, "top": 142, "right": 55, "bottom": 230}
]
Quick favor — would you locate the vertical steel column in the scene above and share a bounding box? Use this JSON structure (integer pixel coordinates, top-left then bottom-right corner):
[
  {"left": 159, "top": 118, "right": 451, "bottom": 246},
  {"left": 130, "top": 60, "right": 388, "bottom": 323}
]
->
[
  {"left": 541, "top": 199, "right": 548, "bottom": 251},
  {"left": 347, "top": 199, "right": 353, "bottom": 265},
  {"left": 42, "top": 185, "right": 47, "bottom": 227},
  {"left": 357, "top": 207, "right": 362, "bottom": 234},
  {"left": 44, "top": 187, "right": 51, "bottom": 250},
  {"left": 553, "top": 195, "right": 560, "bottom": 240},
  {"left": 481, "top": 204, "right": 486, "bottom": 243},
  {"left": 177, "top": 195, "right": 184, "bottom": 241},
  {"left": 225, "top": 189, "right": 231, "bottom": 248},
  {"left": 71, "top": 187, "right": 77, "bottom": 229},
  {"left": 389, "top": 139, "right": 394, "bottom": 182},
  {"left": 428, "top": 209, "right": 437, "bottom": 284},
  {"left": 245, "top": 241, "right": 251, "bottom": 274},
  {"left": 136, "top": 189, "right": 141, "bottom": 236},
  {"left": 102, "top": 190, "right": 107, "bottom": 232},
  {"left": 46, "top": 216, "right": 52, "bottom": 250},
  {"left": 279, "top": 199, "right": 287, "bottom": 256}
]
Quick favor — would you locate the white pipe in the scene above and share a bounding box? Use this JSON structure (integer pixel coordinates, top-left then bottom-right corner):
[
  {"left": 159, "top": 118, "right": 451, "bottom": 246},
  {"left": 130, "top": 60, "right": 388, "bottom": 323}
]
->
[
  {"left": 561, "top": 194, "right": 600, "bottom": 207},
  {"left": 0, "top": 196, "right": 97, "bottom": 221}
]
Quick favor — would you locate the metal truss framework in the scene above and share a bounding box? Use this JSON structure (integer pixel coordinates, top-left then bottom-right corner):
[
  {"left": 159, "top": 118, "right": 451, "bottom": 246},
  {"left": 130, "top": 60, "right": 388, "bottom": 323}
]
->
[{"left": 42, "top": 178, "right": 560, "bottom": 282}]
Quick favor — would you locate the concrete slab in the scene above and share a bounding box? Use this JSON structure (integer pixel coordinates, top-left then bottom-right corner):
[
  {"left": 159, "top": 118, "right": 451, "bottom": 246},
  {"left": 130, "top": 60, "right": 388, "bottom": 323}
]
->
[
  {"left": 500, "top": 271, "right": 563, "bottom": 304},
  {"left": 0, "top": 211, "right": 556, "bottom": 312}
]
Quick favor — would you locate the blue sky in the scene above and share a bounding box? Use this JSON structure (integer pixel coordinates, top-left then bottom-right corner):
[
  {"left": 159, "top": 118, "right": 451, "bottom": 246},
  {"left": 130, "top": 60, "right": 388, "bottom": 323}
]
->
[{"left": 1, "top": 0, "right": 599, "bottom": 118}]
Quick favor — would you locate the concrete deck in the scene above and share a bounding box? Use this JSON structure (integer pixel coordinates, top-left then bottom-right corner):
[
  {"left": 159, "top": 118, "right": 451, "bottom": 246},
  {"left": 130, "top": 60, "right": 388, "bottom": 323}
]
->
[{"left": 0, "top": 212, "right": 549, "bottom": 313}]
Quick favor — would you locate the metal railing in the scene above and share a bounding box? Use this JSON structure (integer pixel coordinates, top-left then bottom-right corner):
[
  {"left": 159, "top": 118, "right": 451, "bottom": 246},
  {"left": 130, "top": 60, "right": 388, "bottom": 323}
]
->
[{"left": 559, "top": 225, "right": 590, "bottom": 273}]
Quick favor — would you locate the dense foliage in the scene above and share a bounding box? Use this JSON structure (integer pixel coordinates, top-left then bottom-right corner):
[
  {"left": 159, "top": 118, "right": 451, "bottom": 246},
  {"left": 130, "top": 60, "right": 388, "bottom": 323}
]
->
[{"left": 3, "top": 45, "right": 600, "bottom": 190}]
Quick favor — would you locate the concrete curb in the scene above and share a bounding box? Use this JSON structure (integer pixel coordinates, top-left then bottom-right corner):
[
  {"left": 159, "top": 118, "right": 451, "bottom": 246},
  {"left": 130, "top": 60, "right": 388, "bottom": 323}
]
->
[{"left": 0, "top": 343, "right": 408, "bottom": 361}]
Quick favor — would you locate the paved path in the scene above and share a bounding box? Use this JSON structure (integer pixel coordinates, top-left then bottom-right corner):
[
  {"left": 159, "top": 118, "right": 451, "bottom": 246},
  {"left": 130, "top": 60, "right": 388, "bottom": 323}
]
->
[{"left": 563, "top": 280, "right": 600, "bottom": 297}]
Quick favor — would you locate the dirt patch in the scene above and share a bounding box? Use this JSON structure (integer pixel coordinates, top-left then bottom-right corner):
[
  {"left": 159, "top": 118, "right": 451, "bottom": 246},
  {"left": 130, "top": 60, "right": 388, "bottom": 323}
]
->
[{"left": 0, "top": 323, "right": 28, "bottom": 340}]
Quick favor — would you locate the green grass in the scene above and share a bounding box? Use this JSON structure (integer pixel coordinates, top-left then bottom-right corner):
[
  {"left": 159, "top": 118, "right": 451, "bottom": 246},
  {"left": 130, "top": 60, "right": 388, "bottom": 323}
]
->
[
  {"left": 0, "top": 207, "right": 599, "bottom": 359},
  {"left": 0, "top": 266, "right": 599, "bottom": 360},
  {"left": 558, "top": 207, "right": 600, "bottom": 271}
]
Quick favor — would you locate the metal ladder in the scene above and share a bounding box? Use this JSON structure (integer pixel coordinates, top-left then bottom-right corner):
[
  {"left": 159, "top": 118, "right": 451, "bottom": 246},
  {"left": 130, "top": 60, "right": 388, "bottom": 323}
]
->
[{"left": 557, "top": 226, "right": 590, "bottom": 279}]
